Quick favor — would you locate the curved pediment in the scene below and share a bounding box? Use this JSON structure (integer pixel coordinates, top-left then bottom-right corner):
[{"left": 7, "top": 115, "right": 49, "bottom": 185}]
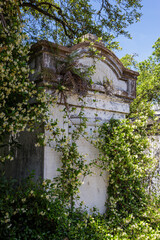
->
[
  {"left": 70, "top": 41, "right": 138, "bottom": 80},
  {"left": 30, "top": 39, "right": 138, "bottom": 100},
  {"left": 77, "top": 57, "right": 127, "bottom": 93},
  {"left": 70, "top": 41, "right": 138, "bottom": 100}
]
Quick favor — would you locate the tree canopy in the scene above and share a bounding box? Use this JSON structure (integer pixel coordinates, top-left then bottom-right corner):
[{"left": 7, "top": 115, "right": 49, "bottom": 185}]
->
[
  {"left": 121, "top": 37, "right": 160, "bottom": 119},
  {"left": 0, "top": 0, "right": 52, "bottom": 161},
  {"left": 120, "top": 53, "right": 138, "bottom": 70},
  {"left": 18, "top": 0, "right": 142, "bottom": 48}
]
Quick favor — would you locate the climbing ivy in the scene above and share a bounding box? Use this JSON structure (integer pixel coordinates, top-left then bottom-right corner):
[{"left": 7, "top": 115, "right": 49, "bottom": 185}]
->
[
  {"left": 95, "top": 117, "right": 159, "bottom": 226},
  {"left": 40, "top": 40, "right": 106, "bottom": 210},
  {"left": 0, "top": 0, "right": 56, "bottom": 162},
  {"left": 52, "top": 106, "right": 92, "bottom": 211}
]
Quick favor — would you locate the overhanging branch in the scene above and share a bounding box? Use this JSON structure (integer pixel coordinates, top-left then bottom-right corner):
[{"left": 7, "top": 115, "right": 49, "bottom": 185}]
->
[{"left": 20, "top": 1, "right": 76, "bottom": 39}]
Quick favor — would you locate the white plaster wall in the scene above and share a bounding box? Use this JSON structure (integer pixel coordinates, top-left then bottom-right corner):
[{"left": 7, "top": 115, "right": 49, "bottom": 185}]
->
[
  {"left": 43, "top": 57, "right": 131, "bottom": 213},
  {"left": 79, "top": 57, "right": 127, "bottom": 91},
  {"left": 75, "top": 136, "right": 108, "bottom": 214},
  {"left": 43, "top": 97, "right": 127, "bottom": 213},
  {"left": 67, "top": 94, "right": 130, "bottom": 114},
  {"left": 44, "top": 146, "right": 61, "bottom": 180},
  {"left": 44, "top": 105, "right": 68, "bottom": 180}
]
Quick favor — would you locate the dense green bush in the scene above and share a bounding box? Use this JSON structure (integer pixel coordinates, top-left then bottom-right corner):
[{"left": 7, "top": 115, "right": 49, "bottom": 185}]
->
[
  {"left": 0, "top": 176, "right": 55, "bottom": 239},
  {"left": 96, "top": 119, "right": 160, "bottom": 221},
  {"left": 0, "top": 173, "right": 159, "bottom": 240},
  {"left": 0, "top": 175, "right": 111, "bottom": 239}
]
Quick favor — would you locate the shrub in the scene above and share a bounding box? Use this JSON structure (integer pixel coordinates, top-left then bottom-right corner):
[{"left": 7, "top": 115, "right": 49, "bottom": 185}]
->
[{"left": 0, "top": 175, "right": 159, "bottom": 239}]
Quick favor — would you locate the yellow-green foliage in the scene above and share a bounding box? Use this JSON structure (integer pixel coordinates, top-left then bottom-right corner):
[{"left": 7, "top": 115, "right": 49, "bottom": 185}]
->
[
  {"left": 0, "top": 175, "right": 159, "bottom": 239},
  {"left": 0, "top": 0, "right": 54, "bottom": 162}
]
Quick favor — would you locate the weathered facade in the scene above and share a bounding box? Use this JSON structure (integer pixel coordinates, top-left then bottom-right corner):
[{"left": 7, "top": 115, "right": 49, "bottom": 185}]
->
[{"left": 4, "top": 36, "right": 139, "bottom": 213}]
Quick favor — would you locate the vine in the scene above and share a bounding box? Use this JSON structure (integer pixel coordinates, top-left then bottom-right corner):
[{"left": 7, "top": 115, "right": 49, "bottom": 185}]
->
[
  {"left": 95, "top": 117, "right": 159, "bottom": 227},
  {"left": 41, "top": 40, "right": 106, "bottom": 210},
  {"left": 51, "top": 105, "right": 92, "bottom": 211}
]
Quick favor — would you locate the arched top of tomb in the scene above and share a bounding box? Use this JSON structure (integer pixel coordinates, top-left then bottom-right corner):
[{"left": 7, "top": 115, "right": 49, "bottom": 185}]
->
[
  {"left": 30, "top": 37, "right": 138, "bottom": 100},
  {"left": 30, "top": 37, "right": 138, "bottom": 79}
]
